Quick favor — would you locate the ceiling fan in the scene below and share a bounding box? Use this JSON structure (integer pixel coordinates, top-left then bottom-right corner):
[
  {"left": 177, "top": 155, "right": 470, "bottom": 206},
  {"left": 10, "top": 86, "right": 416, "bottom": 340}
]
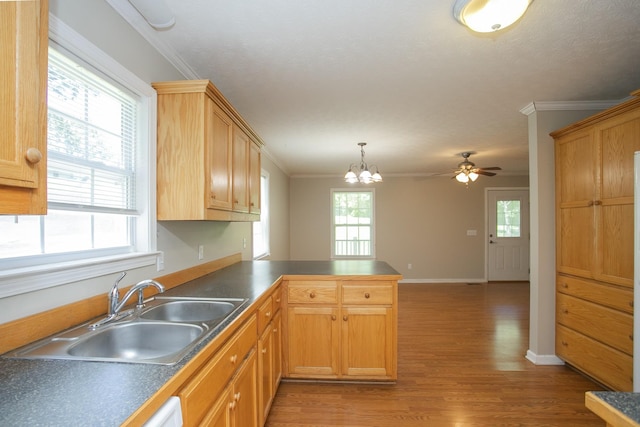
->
[{"left": 453, "top": 152, "right": 501, "bottom": 184}]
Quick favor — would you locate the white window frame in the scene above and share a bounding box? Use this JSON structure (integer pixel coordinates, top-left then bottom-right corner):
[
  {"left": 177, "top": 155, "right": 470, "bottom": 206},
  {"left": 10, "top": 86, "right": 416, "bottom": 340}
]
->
[
  {"left": 331, "top": 188, "right": 376, "bottom": 259},
  {"left": 0, "top": 15, "right": 158, "bottom": 298},
  {"left": 252, "top": 169, "right": 270, "bottom": 259}
]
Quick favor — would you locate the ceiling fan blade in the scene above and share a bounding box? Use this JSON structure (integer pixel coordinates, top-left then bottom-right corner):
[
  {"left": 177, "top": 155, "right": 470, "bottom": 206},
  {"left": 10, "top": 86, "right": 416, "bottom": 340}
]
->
[
  {"left": 477, "top": 170, "right": 497, "bottom": 176},
  {"left": 479, "top": 166, "right": 502, "bottom": 171}
]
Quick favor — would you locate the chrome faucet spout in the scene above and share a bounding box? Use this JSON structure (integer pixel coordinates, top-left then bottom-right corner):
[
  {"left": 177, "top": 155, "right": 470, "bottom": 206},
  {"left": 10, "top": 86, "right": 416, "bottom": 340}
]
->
[
  {"left": 113, "top": 279, "right": 165, "bottom": 315},
  {"left": 90, "top": 274, "right": 165, "bottom": 329}
]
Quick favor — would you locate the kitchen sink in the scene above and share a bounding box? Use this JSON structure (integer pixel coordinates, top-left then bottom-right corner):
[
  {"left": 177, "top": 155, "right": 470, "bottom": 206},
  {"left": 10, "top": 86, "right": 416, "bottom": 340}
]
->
[
  {"left": 5, "top": 297, "right": 248, "bottom": 365},
  {"left": 67, "top": 322, "right": 205, "bottom": 362},
  {"left": 140, "top": 300, "right": 237, "bottom": 322}
]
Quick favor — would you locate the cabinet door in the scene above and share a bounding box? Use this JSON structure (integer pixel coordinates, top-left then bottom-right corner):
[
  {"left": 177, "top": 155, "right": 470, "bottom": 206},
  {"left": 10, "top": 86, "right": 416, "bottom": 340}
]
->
[
  {"left": 249, "top": 141, "right": 261, "bottom": 214},
  {"left": 258, "top": 323, "right": 273, "bottom": 426},
  {"left": 286, "top": 306, "right": 340, "bottom": 377},
  {"left": 594, "top": 109, "right": 640, "bottom": 287},
  {"left": 200, "top": 387, "right": 232, "bottom": 427},
  {"left": 341, "top": 306, "right": 394, "bottom": 378},
  {"left": 555, "top": 130, "right": 597, "bottom": 279},
  {"left": 0, "top": 0, "right": 48, "bottom": 214},
  {"left": 232, "top": 126, "right": 249, "bottom": 213},
  {"left": 207, "top": 100, "right": 233, "bottom": 211},
  {"left": 232, "top": 350, "right": 258, "bottom": 427},
  {"left": 272, "top": 310, "right": 283, "bottom": 389}
]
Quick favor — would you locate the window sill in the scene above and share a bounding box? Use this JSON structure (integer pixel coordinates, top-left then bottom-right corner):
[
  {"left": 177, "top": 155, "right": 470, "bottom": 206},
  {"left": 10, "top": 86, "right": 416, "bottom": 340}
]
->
[{"left": 0, "top": 252, "right": 159, "bottom": 298}]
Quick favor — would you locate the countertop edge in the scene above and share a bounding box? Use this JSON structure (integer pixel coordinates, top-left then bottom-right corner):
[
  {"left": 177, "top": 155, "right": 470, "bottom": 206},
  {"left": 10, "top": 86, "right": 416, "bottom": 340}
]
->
[{"left": 586, "top": 392, "right": 640, "bottom": 427}]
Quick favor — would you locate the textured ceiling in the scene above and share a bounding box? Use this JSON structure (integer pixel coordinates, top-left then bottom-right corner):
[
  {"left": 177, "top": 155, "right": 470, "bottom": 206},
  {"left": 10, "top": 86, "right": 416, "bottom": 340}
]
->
[{"left": 109, "top": 0, "right": 640, "bottom": 178}]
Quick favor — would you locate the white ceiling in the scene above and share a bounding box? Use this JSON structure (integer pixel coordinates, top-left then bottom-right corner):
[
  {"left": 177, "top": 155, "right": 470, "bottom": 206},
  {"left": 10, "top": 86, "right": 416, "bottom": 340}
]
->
[{"left": 110, "top": 0, "right": 640, "bottom": 178}]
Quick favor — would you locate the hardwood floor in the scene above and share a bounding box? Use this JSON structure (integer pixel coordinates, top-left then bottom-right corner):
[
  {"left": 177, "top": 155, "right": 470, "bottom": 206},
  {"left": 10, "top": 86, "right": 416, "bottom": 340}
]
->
[{"left": 265, "top": 282, "right": 605, "bottom": 426}]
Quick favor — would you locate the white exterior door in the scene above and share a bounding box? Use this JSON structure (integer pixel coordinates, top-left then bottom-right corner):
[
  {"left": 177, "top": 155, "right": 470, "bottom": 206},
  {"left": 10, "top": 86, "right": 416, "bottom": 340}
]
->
[{"left": 487, "top": 189, "right": 530, "bottom": 281}]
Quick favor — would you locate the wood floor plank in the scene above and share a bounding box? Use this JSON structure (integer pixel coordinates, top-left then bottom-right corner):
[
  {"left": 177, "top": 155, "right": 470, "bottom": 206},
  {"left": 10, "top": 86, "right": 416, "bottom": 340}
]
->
[{"left": 266, "top": 282, "right": 605, "bottom": 426}]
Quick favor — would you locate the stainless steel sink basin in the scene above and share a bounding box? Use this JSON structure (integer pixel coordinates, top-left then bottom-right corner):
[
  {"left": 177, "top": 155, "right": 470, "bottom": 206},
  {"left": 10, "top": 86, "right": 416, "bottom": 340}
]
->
[
  {"left": 140, "top": 300, "right": 236, "bottom": 322},
  {"left": 67, "top": 322, "right": 205, "bottom": 362},
  {"left": 5, "top": 297, "right": 248, "bottom": 365}
]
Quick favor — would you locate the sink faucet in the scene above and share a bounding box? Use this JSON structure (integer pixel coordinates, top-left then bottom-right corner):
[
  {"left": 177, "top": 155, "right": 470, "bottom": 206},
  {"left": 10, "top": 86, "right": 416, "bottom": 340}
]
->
[{"left": 90, "top": 272, "right": 165, "bottom": 329}]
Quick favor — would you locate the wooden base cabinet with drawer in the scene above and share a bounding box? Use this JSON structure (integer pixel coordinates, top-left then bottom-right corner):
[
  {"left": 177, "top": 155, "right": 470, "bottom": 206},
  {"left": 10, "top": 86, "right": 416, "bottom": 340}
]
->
[
  {"left": 283, "top": 279, "right": 397, "bottom": 381},
  {"left": 552, "top": 90, "right": 640, "bottom": 391},
  {"left": 178, "top": 315, "right": 258, "bottom": 427},
  {"left": 258, "top": 286, "right": 282, "bottom": 426}
]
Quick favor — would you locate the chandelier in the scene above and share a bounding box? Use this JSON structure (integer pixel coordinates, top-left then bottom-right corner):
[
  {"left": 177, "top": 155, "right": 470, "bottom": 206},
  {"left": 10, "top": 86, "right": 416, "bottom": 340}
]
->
[{"left": 344, "top": 142, "right": 382, "bottom": 184}]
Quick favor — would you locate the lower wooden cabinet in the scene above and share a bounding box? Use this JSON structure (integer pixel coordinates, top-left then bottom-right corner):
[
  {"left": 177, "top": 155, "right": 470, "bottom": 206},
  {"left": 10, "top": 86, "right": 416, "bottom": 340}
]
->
[
  {"left": 178, "top": 315, "right": 257, "bottom": 426},
  {"left": 283, "top": 279, "right": 397, "bottom": 381},
  {"left": 202, "top": 349, "right": 258, "bottom": 427},
  {"left": 258, "top": 288, "right": 282, "bottom": 426},
  {"left": 556, "top": 274, "right": 633, "bottom": 390}
]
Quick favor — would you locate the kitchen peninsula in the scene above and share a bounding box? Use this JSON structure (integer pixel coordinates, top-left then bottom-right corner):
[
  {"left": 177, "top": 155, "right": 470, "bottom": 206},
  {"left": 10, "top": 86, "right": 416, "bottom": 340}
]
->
[{"left": 0, "top": 258, "right": 401, "bottom": 427}]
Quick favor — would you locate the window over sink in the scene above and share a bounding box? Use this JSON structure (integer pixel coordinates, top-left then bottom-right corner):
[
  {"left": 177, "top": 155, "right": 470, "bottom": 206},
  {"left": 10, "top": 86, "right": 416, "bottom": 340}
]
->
[{"left": 0, "top": 18, "right": 157, "bottom": 298}]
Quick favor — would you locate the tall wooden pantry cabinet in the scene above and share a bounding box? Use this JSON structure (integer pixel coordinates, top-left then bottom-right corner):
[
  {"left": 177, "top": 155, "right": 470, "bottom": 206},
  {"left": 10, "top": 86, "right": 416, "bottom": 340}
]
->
[{"left": 552, "top": 89, "right": 640, "bottom": 391}]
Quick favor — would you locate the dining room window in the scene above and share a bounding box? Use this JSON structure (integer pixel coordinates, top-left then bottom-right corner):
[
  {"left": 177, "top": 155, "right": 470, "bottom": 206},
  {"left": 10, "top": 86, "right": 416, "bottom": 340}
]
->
[{"left": 331, "top": 189, "right": 375, "bottom": 258}]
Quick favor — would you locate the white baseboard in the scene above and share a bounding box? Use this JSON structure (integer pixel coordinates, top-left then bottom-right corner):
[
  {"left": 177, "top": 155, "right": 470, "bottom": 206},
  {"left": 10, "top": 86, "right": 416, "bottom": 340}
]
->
[
  {"left": 398, "top": 278, "right": 486, "bottom": 284},
  {"left": 525, "top": 350, "right": 565, "bottom": 365}
]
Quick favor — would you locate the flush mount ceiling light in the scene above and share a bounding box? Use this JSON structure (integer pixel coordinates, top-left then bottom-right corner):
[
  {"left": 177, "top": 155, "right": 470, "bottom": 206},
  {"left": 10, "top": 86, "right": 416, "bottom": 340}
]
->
[
  {"left": 344, "top": 143, "right": 383, "bottom": 184},
  {"left": 128, "top": 0, "right": 175, "bottom": 30},
  {"left": 453, "top": 0, "right": 532, "bottom": 33}
]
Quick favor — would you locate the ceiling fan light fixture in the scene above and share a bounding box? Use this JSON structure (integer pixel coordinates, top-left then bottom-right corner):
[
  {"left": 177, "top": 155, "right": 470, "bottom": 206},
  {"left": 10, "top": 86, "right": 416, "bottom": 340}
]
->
[
  {"left": 468, "top": 171, "right": 479, "bottom": 181},
  {"left": 455, "top": 172, "right": 469, "bottom": 183},
  {"left": 345, "top": 143, "right": 383, "bottom": 184},
  {"left": 453, "top": 0, "right": 532, "bottom": 33}
]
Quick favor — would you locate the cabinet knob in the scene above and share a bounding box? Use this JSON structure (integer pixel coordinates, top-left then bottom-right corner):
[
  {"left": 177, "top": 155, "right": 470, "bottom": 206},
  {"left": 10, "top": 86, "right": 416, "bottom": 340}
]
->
[
  {"left": 265, "top": 311, "right": 271, "bottom": 318},
  {"left": 630, "top": 335, "right": 634, "bottom": 342},
  {"left": 563, "top": 309, "right": 569, "bottom": 314},
  {"left": 230, "top": 354, "right": 238, "bottom": 364},
  {"left": 331, "top": 315, "right": 336, "bottom": 321},
  {"left": 630, "top": 301, "right": 634, "bottom": 308},
  {"left": 229, "top": 401, "right": 236, "bottom": 410},
  {"left": 235, "top": 392, "right": 241, "bottom": 402},
  {"left": 594, "top": 200, "right": 602, "bottom": 206},
  {"left": 587, "top": 200, "right": 594, "bottom": 207},
  {"left": 364, "top": 292, "right": 370, "bottom": 299},
  {"left": 562, "top": 283, "right": 568, "bottom": 289},
  {"left": 262, "top": 348, "right": 267, "bottom": 354},
  {"left": 273, "top": 327, "right": 278, "bottom": 333},
  {"left": 309, "top": 292, "right": 316, "bottom": 299},
  {"left": 343, "top": 315, "right": 348, "bottom": 321},
  {"left": 25, "top": 148, "right": 42, "bottom": 164}
]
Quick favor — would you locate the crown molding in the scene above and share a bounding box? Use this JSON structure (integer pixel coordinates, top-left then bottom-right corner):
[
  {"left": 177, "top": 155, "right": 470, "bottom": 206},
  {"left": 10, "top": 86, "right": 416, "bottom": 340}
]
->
[{"left": 519, "top": 98, "right": 625, "bottom": 116}]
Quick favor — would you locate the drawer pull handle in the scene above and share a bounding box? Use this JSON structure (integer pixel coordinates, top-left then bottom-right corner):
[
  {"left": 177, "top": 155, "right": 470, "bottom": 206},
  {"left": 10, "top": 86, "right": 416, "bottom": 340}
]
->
[
  {"left": 273, "top": 327, "right": 278, "bottom": 333},
  {"left": 262, "top": 348, "right": 267, "bottom": 354},
  {"left": 561, "top": 341, "right": 568, "bottom": 346},
  {"left": 229, "top": 401, "right": 236, "bottom": 410},
  {"left": 331, "top": 315, "right": 336, "bottom": 321},
  {"left": 343, "top": 315, "right": 348, "bottom": 321},
  {"left": 266, "top": 311, "right": 271, "bottom": 317},
  {"left": 364, "top": 293, "right": 370, "bottom": 299},
  {"left": 230, "top": 354, "right": 238, "bottom": 364},
  {"left": 309, "top": 292, "right": 316, "bottom": 299},
  {"left": 235, "top": 392, "right": 241, "bottom": 402},
  {"left": 562, "top": 283, "right": 568, "bottom": 289}
]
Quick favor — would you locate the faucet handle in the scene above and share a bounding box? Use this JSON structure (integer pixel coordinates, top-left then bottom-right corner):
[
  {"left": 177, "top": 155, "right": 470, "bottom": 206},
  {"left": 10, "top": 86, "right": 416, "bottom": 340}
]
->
[{"left": 108, "top": 272, "right": 127, "bottom": 316}]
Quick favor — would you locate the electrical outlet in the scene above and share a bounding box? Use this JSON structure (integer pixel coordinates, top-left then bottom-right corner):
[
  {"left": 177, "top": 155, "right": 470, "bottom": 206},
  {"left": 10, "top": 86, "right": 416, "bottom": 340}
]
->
[
  {"left": 198, "top": 245, "right": 204, "bottom": 260},
  {"left": 156, "top": 251, "right": 165, "bottom": 271},
  {"left": 243, "top": 238, "right": 247, "bottom": 249},
  {"left": 408, "top": 263, "right": 412, "bottom": 270}
]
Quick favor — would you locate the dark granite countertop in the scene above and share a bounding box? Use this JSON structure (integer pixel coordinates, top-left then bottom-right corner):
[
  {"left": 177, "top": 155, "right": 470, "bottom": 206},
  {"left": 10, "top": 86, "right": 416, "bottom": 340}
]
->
[
  {"left": 0, "top": 260, "right": 400, "bottom": 427},
  {"left": 588, "top": 391, "right": 640, "bottom": 426}
]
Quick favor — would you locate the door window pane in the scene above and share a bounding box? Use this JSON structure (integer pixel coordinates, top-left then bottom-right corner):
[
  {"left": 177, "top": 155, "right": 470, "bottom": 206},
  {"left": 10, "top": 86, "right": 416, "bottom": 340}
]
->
[{"left": 496, "top": 200, "right": 521, "bottom": 237}]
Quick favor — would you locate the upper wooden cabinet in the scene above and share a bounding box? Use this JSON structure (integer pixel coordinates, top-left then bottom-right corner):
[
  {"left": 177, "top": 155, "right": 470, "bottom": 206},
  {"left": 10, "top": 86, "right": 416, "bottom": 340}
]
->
[
  {"left": 0, "top": 0, "right": 48, "bottom": 215},
  {"left": 153, "top": 80, "right": 263, "bottom": 221}
]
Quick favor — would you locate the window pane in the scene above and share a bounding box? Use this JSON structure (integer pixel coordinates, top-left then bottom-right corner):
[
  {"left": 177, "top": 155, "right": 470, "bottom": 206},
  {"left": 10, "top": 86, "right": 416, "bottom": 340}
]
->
[
  {"left": 0, "top": 216, "right": 42, "bottom": 257},
  {"left": 332, "top": 190, "right": 374, "bottom": 258},
  {"left": 496, "top": 200, "right": 521, "bottom": 238}
]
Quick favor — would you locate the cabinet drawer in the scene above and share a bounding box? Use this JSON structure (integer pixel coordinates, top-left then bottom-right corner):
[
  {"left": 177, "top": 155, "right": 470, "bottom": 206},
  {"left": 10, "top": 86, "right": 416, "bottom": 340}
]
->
[
  {"left": 556, "top": 324, "right": 632, "bottom": 391},
  {"left": 342, "top": 282, "right": 393, "bottom": 305},
  {"left": 258, "top": 296, "right": 273, "bottom": 334},
  {"left": 272, "top": 286, "right": 282, "bottom": 313},
  {"left": 557, "top": 275, "right": 634, "bottom": 314},
  {"left": 179, "top": 315, "right": 257, "bottom": 426},
  {"left": 556, "top": 293, "right": 633, "bottom": 355},
  {"left": 287, "top": 281, "right": 338, "bottom": 304}
]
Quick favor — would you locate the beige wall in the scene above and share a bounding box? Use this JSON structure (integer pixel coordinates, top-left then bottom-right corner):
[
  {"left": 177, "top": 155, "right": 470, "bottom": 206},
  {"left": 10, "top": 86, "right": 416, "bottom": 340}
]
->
[{"left": 290, "top": 174, "right": 529, "bottom": 280}]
